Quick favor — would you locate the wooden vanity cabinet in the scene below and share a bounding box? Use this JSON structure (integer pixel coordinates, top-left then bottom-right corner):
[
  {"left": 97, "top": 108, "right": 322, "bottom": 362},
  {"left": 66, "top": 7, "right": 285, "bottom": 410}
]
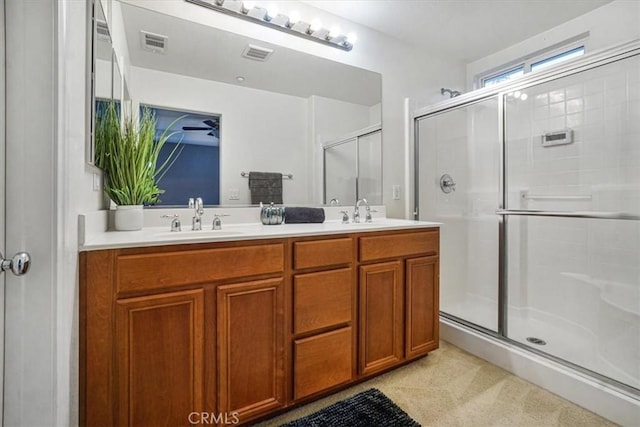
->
[
  {"left": 80, "top": 228, "right": 439, "bottom": 426},
  {"left": 291, "top": 237, "right": 357, "bottom": 400},
  {"left": 80, "top": 241, "right": 286, "bottom": 427},
  {"left": 358, "top": 230, "right": 440, "bottom": 376}
]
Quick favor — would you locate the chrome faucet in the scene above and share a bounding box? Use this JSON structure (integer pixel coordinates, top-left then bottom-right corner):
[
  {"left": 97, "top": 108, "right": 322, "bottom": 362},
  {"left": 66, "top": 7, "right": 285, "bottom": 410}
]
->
[
  {"left": 353, "top": 198, "right": 372, "bottom": 223},
  {"left": 188, "top": 197, "right": 204, "bottom": 230}
]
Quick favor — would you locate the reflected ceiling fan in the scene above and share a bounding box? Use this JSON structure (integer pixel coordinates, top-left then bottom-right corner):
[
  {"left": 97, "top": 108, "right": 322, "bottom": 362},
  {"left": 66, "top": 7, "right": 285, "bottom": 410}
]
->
[{"left": 182, "top": 119, "right": 219, "bottom": 137}]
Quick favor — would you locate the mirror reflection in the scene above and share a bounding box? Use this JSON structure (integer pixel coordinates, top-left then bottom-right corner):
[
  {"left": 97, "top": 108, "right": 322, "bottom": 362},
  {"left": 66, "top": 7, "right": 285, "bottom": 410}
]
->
[{"left": 92, "top": 0, "right": 382, "bottom": 206}]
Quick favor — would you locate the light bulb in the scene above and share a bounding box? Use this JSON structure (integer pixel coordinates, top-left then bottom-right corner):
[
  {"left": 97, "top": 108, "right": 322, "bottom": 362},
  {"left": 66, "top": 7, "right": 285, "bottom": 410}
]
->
[
  {"left": 346, "top": 32, "right": 357, "bottom": 45},
  {"left": 289, "top": 11, "right": 300, "bottom": 24},
  {"left": 514, "top": 90, "right": 521, "bottom": 98},
  {"left": 266, "top": 4, "right": 278, "bottom": 19},
  {"left": 310, "top": 19, "right": 322, "bottom": 32},
  {"left": 329, "top": 26, "right": 341, "bottom": 38},
  {"left": 243, "top": 1, "right": 255, "bottom": 11},
  {"left": 520, "top": 93, "right": 528, "bottom": 101}
]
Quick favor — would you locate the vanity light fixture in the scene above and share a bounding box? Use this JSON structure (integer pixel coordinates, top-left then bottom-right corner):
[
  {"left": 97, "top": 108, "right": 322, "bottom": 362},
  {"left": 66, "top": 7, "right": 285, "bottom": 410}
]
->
[{"left": 185, "top": 0, "right": 356, "bottom": 51}]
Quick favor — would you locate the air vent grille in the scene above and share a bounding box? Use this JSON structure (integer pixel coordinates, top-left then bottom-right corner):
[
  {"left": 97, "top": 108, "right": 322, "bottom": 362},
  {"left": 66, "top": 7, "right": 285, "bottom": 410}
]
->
[
  {"left": 96, "top": 20, "right": 110, "bottom": 40},
  {"left": 140, "top": 31, "right": 168, "bottom": 54},
  {"left": 242, "top": 44, "right": 273, "bottom": 61}
]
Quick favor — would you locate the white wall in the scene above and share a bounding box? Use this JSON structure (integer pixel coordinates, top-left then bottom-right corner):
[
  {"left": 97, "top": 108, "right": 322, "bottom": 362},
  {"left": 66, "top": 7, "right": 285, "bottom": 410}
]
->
[
  {"left": 119, "top": 0, "right": 465, "bottom": 218},
  {"left": 466, "top": 0, "right": 640, "bottom": 89},
  {"left": 57, "top": 2, "right": 105, "bottom": 425},
  {"left": 130, "top": 66, "right": 310, "bottom": 205}
]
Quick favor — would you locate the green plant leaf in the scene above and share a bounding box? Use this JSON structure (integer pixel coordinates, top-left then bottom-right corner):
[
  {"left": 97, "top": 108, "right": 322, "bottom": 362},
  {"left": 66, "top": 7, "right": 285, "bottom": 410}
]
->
[{"left": 94, "top": 102, "right": 185, "bottom": 206}]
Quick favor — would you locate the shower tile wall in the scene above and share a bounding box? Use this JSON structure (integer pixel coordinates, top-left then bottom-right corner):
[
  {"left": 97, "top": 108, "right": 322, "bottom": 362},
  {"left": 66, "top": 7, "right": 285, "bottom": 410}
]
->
[{"left": 504, "top": 54, "right": 640, "bottom": 389}]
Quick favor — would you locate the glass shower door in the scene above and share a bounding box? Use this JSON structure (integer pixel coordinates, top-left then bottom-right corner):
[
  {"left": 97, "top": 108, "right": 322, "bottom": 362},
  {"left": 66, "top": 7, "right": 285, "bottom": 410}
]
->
[
  {"left": 324, "top": 138, "right": 357, "bottom": 205},
  {"left": 416, "top": 97, "right": 501, "bottom": 331},
  {"left": 358, "top": 130, "right": 382, "bottom": 204},
  {"left": 503, "top": 53, "right": 640, "bottom": 389}
]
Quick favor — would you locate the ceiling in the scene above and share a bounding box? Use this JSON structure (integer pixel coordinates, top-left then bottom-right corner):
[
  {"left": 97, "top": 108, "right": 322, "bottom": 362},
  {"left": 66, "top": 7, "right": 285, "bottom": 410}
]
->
[
  {"left": 301, "top": 0, "right": 613, "bottom": 63},
  {"left": 119, "top": 2, "right": 381, "bottom": 106}
]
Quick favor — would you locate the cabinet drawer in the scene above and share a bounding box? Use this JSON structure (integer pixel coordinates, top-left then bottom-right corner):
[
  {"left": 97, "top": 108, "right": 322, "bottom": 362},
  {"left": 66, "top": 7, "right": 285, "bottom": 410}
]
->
[
  {"left": 294, "top": 327, "right": 353, "bottom": 400},
  {"left": 294, "top": 268, "right": 353, "bottom": 335},
  {"left": 117, "top": 244, "right": 284, "bottom": 294},
  {"left": 359, "top": 230, "right": 438, "bottom": 262},
  {"left": 293, "top": 238, "right": 353, "bottom": 270}
]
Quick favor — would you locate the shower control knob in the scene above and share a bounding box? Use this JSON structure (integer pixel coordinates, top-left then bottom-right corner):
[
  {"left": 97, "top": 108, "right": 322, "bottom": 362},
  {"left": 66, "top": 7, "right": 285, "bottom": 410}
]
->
[{"left": 440, "top": 174, "right": 456, "bottom": 194}]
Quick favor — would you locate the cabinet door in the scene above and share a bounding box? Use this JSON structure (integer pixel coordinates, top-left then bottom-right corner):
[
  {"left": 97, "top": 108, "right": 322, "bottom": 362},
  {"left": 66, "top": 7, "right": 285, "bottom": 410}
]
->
[
  {"left": 406, "top": 256, "right": 439, "bottom": 358},
  {"left": 116, "top": 289, "right": 204, "bottom": 427},
  {"left": 359, "top": 261, "right": 403, "bottom": 375},
  {"left": 217, "top": 278, "right": 285, "bottom": 422}
]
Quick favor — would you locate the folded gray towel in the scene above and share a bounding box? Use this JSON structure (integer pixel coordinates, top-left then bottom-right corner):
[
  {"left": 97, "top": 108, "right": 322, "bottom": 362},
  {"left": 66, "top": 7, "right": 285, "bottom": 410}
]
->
[{"left": 285, "top": 207, "right": 325, "bottom": 224}]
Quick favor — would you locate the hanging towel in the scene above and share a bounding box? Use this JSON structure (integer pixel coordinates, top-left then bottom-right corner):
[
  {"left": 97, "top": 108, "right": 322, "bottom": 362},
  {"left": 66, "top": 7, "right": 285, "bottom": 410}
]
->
[{"left": 248, "top": 171, "right": 283, "bottom": 204}]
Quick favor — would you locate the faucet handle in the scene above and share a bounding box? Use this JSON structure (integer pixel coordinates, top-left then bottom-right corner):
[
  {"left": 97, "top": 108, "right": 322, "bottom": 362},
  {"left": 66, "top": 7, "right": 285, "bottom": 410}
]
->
[
  {"left": 339, "top": 211, "right": 349, "bottom": 224},
  {"left": 212, "top": 213, "right": 230, "bottom": 230},
  {"left": 161, "top": 214, "right": 181, "bottom": 232}
]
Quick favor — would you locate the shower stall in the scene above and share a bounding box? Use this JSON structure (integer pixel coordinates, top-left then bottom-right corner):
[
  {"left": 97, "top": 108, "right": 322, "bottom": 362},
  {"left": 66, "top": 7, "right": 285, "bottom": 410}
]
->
[{"left": 414, "top": 40, "right": 640, "bottom": 413}]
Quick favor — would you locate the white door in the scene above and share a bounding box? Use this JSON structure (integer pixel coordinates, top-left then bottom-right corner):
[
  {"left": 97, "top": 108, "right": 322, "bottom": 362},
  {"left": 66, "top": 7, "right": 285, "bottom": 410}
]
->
[{"left": 3, "top": 0, "right": 55, "bottom": 424}]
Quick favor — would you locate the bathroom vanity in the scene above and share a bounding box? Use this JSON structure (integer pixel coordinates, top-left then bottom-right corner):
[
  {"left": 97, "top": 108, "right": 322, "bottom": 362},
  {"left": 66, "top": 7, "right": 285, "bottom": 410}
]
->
[{"left": 79, "top": 219, "right": 439, "bottom": 426}]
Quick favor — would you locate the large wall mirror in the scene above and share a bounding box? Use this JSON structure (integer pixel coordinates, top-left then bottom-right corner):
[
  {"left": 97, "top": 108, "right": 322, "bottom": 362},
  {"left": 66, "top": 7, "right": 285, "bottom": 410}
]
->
[{"left": 90, "top": 0, "right": 382, "bottom": 207}]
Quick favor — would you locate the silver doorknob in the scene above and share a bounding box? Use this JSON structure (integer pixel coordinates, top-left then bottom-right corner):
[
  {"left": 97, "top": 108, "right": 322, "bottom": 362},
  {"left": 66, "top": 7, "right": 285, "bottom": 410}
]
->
[{"left": 1, "top": 251, "right": 31, "bottom": 276}]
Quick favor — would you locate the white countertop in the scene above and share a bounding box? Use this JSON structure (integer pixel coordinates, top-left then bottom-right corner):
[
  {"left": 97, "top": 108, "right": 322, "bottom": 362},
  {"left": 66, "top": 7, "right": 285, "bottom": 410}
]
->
[{"left": 79, "top": 217, "right": 440, "bottom": 251}]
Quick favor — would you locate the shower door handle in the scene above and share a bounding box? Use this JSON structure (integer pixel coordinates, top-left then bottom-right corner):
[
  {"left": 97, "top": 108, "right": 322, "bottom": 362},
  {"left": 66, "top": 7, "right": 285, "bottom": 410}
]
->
[{"left": 495, "top": 209, "right": 640, "bottom": 220}]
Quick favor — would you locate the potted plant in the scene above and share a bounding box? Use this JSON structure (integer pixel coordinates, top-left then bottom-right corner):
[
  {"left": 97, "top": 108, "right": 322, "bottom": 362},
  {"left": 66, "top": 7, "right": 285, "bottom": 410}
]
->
[{"left": 95, "top": 102, "right": 182, "bottom": 230}]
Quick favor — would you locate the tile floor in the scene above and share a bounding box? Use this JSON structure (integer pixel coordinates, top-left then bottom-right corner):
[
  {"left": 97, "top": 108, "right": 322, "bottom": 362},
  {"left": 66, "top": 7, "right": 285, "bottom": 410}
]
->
[{"left": 257, "top": 341, "right": 615, "bottom": 426}]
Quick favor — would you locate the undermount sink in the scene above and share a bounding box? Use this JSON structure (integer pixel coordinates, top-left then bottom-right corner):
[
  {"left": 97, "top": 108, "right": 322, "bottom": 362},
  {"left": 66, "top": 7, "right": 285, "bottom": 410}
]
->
[{"left": 154, "top": 230, "right": 245, "bottom": 239}]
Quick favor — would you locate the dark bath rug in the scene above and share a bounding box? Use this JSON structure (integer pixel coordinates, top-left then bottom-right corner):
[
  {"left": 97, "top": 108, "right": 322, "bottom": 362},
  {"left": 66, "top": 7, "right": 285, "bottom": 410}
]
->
[{"left": 280, "top": 388, "right": 421, "bottom": 427}]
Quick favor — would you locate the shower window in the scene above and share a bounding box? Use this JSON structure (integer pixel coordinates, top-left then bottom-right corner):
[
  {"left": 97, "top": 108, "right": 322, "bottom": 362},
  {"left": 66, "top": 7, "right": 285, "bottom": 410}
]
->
[
  {"left": 482, "top": 66, "right": 525, "bottom": 87},
  {"left": 530, "top": 46, "right": 585, "bottom": 72},
  {"left": 479, "top": 42, "right": 586, "bottom": 88}
]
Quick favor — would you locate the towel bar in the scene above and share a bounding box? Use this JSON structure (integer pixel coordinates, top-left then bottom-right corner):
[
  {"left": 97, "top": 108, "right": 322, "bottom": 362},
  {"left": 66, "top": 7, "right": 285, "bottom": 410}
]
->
[{"left": 241, "top": 171, "right": 293, "bottom": 179}]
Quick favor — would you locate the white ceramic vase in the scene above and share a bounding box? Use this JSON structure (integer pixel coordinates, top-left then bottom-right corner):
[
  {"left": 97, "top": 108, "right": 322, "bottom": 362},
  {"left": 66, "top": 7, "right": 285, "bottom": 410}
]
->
[{"left": 115, "top": 205, "right": 144, "bottom": 231}]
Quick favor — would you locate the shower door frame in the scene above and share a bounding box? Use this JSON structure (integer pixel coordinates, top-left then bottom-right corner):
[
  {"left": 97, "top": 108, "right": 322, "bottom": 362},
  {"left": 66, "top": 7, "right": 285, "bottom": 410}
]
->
[
  {"left": 413, "top": 39, "right": 640, "bottom": 396},
  {"left": 322, "top": 124, "right": 383, "bottom": 204}
]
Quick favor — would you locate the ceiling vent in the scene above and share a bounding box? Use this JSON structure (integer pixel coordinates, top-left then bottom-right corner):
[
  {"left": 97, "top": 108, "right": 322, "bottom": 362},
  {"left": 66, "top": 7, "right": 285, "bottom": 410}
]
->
[
  {"left": 140, "top": 31, "right": 168, "bottom": 54},
  {"left": 96, "top": 20, "right": 110, "bottom": 41},
  {"left": 242, "top": 44, "right": 273, "bottom": 61}
]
